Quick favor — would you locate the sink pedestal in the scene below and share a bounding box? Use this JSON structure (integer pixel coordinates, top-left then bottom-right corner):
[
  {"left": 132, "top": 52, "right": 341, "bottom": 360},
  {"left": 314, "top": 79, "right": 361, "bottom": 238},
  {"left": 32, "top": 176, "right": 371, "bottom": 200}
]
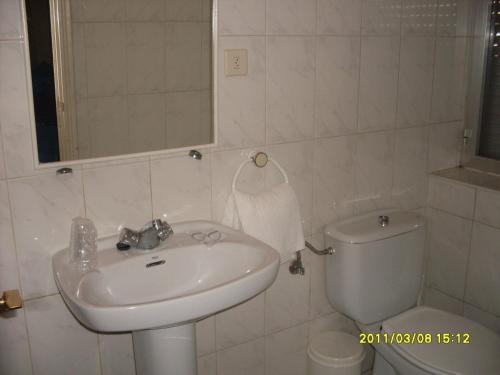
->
[{"left": 133, "top": 323, "right": 197, "bottom": 375}]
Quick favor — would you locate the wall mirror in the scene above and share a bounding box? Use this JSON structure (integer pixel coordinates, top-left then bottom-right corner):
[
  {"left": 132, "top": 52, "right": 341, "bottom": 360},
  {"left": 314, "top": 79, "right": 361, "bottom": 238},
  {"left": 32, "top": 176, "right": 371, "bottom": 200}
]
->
[{"left": 25, "top": 0, "right": 214, "bottom": 164}]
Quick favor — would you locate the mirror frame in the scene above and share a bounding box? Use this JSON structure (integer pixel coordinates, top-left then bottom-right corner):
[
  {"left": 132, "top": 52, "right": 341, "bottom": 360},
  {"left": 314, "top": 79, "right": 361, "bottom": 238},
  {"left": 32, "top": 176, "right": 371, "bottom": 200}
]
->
[{"left": 21, "top": 0, "right": 218, "bottom": 169}]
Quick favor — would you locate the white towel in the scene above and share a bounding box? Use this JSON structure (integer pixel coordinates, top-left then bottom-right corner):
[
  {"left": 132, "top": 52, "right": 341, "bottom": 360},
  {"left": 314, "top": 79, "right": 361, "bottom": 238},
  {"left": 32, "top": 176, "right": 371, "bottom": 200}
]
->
[{"left": 222, "top": 182, "right": 305, "bottom": 264}]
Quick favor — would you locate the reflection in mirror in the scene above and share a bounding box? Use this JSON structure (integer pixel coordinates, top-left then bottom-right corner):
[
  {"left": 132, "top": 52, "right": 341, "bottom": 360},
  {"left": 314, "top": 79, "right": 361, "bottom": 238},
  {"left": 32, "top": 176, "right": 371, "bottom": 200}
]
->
[{"left": 25, "top": 0, "right": 214, "bottom": 163}]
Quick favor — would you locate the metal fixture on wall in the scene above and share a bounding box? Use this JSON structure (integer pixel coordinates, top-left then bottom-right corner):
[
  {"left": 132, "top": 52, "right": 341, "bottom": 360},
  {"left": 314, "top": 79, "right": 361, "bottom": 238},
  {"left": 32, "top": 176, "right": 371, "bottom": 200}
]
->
[
  {"left": 289, "top": 251, "right": 305, "bottom": 275},
  {"left": 56, "top": 167, "right": 73, "bottom": 175},
  {"left": 189, "top": 150, "right": 203, "bottom": 160},
  {"left": 0, "top": 290, "right": 22, "bottom": 313},
  {"left": 305, "top": 241, "right": 334, "bottom": 256}
]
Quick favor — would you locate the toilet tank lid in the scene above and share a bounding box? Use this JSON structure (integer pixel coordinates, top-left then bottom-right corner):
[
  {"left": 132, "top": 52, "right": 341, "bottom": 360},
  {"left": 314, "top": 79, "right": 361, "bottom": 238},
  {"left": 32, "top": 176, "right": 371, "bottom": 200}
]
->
[{"left": 324, "top": 209, "right": 426, "bottom": 244}]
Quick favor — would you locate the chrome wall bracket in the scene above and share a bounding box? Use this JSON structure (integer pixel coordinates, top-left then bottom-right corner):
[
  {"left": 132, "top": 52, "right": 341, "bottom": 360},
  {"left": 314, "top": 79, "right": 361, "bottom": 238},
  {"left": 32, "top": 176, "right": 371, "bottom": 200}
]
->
[
  {"left": 289, "top": 251, "right": 305, "bottom": 275},
  {"left": 56, "top": 167, "right": 73, "bottom": 175}
]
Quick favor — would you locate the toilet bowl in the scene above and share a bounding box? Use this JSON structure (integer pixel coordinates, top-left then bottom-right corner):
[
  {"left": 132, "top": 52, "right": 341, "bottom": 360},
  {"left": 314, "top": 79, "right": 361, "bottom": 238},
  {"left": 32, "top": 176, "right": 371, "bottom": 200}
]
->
[
  {"left": 372, "top": 306, "right": 500, "bottom": 375},
  {"left": 324, "top": 209, "right": 500, "bottom": 375}
]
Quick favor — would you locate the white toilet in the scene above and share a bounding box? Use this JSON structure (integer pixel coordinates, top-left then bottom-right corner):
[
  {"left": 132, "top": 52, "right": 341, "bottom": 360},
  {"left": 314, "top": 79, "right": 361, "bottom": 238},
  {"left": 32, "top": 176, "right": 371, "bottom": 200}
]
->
[{"left": 324, "top": 209, "right": 500, "bottom": 375}]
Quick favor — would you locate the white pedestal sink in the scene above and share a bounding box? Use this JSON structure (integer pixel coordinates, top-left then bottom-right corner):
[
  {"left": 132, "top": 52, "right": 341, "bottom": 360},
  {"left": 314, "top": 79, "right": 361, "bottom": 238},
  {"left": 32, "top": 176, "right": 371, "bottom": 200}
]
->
[{"left": 53, "top": 221, "right": 280, "bottom": 375}]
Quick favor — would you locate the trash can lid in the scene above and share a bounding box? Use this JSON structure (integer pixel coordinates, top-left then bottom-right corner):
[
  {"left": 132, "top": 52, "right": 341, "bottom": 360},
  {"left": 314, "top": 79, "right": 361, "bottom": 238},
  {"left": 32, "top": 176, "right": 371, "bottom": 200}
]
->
[{"left": 308, "top": 331, "right": 365, "bottom": 367}]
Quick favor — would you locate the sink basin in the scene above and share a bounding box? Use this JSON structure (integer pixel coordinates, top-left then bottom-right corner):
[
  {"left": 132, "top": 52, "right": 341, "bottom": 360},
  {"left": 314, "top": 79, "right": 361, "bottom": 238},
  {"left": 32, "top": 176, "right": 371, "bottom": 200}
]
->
[{"left": 53, "top": 221, "right": 280, "bottom": 332}]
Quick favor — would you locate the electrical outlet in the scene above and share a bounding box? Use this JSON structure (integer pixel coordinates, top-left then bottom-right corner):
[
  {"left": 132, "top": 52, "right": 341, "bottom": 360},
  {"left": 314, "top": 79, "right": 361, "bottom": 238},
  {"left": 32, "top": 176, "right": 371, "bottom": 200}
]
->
[{"left": 224, "top": 49, "right": 248, "bottom": 76}]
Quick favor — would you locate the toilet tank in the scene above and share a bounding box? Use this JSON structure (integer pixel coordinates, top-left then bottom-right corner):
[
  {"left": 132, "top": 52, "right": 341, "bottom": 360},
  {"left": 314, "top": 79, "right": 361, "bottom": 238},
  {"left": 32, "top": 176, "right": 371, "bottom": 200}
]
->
[{"left": 324, "top": 210, "right": 426, "bottom": 325}]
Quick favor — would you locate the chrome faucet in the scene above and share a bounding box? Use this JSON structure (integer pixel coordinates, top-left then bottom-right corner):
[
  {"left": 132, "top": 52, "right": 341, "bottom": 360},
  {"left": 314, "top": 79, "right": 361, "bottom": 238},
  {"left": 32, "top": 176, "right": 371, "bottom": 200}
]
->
[{"left": 116, "top": 219, "right": 173, "bottom": 250}]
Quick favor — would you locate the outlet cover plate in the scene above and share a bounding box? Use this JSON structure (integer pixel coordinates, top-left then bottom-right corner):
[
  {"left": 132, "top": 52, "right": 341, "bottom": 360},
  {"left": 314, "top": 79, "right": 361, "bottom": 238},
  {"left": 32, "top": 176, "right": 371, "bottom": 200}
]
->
[{"left": 224, "top": 49, "right": 248, "bottom": 76}]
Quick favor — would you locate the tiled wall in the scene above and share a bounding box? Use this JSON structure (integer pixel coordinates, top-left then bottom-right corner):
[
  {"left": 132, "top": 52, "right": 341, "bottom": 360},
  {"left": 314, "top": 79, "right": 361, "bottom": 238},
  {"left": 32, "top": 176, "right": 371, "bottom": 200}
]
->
[
  {"left": 424, "top": 171, "right": 500, "bottom": 336},
  {"left": 70, "top": 0, "right": 213, "bottom": 158},
  {"left": 0, "top": 0, "right": 472, "bottom": 374}
]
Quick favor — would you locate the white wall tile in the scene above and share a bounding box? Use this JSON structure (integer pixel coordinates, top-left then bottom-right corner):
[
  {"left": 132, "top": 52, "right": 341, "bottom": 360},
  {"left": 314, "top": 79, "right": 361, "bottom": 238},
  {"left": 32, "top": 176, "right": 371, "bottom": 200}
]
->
[
  {"left": 397, "top": 37, "right": 435, "bottom": 127},
  {"left": 361, "top": 0, "right": 402, "bottom": 36},
  {"left": 265, "top": 257, "right": 311, "bottom": 333},
  {"left": 196, "top": 316, "right": 216, "bottom": 356},
  {"left": 126, "top": 0, "right": 164, "bottom": 21},
  {"left": 355, "top": 131, "right": 395, "bottom": 213},
  {"left": 267, "top": 0, "right": 317, "bottom": 35},
  {"left": 217, "top": 338, "right": 265, "bottom": 375},
  {"left": 474, "top": 188, "right": 500, "bottom": 229},
  {"left": 165, "top": 91, "right": 204, "bottom": 149},
  {"left": 98, "top": 333, "right": 136, "bottom": 375},
  {"left": 25, "top": 295, "right": 100, "bottom": 375},
  {"left": 0, "top": 311, "right": 32, "bottom": 375},
  {"left": 165, "top": 0, "right": 203, "bottom": 21},
  {"left": 215, "top": 293, "right": 265, "bottom": 350},
  {"left": 358, "top": 37, "right": 400, "bottom": 132},
  {"left": 0, "top": 180, "right": 29, "bottom": 375},
  {"left": 0, "top": 180, "right": 27, "bottom": 375},
  {"left": 201, "top": 23, "right": 212, "bottom": 90},
  {"left": 0, "top": 0, "right": 22, "bottom": 40},
  {"left": 85, "top": 23, "right": 126, "bottom": 97},
  {"left": 267, "top": 36, "right": 315, "bottom": 143},
  {"left": 72, "top": 23, "right": 88, "bottom": 99},
  {"left": 308, "top": 312, "right": 359, "bottom": 338},
  {"left": 265, "top": 323, "right": 308, "bottom": 375},
  {"left": 218, "top": 37, "right": 266, "bottom": 149},
  {"left": 198, "top": 353, "right": 217, "bottom": 375},
  {"left": 218, "top": 0, "right": 266, "bottom": 35},
  {"left": 430, "top": 37, "right": 467, "bottom": 123},
  {"left": 426, "top": 208, "right": 472, "bottom": 299},
  {"left": 83, "top": 161, "right": 152, "bottom": 236},
  {"left": 9, "top": 172, "right": 85, "bottom": 298},
  {"left": 0, "top": 180, "right": 19, "bottom": 290},
  {"left": 126, "top": 23, "right": 165, "bottom": 94},
  {"left": 200, "top": 89, "right": 213, "bottom": 144},
  {"left": 0, "top": 128, "right": 5, "bottom": 180},
  {"left": 315, "top": 36, "right": 360, "bottom": 137},
  {"left": 392, "top": 126, "right": 429, "bottom": 209},
  {"left": 318, "top": 0, "right": 362, "bottom": 35},
  {"left": 87, "top": 96, "right": 129, "bottom": 158},
  {"left": 428, "top": 175, "right": 475, "bottom": 218},
  {"left": 312, "top": 135, "right": 356, "bottom": 233},
  {"left": 75, "top": 99, "right": 91, "bottom": 158},
  {"left": 202, "top": 0, "right": 212, "bottom": 21},
  {"left": 422, "top": 287, "right": 464, "bottom": 315},
  {"left": 465, "top": 223, "right": 500, "bottom": 316},
  {"left": 128, "top": 93, "right": 166, "bottom": 153},
  {"left": 0, "top": 42, "right": 35, "bottom": 178},
  {"left": 165, "top": 22, "right": 202, "bottom": 91},
  {"left": 308, "top": 233, "right": 334, "bottom": 319},
  {"left": 74, "top": 0, "right": 125, "bottom": 21},
  {"left": 151, "top": 154, "right": 211, "bottom": 222},
  {"left": 428, "top": 122, "right": 461, "bottom": 172}
]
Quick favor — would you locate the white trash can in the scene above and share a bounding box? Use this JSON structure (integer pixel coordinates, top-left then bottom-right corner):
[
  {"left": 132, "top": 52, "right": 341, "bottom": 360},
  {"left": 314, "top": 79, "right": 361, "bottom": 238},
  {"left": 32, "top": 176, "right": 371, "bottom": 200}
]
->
[{"left": 308, "top": 331, "right": 365, "bottom": 375}]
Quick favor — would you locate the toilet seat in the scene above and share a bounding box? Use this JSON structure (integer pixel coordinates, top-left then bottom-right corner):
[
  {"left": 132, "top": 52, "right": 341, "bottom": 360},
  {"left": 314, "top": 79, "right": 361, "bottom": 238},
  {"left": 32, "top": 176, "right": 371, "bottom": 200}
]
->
[{"left": 381, "top": 306, "right": 500, "bottom": 375}]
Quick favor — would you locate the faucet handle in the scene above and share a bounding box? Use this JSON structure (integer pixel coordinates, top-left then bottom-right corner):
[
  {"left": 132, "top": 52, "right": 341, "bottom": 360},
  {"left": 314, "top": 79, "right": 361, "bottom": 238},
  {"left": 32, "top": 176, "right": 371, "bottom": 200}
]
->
[
  {"left": 117, "top": 228, "right": 139, "bottom": 250},
  {"left": 152, "top": 219, "right": 174, "bottom": 241}
]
